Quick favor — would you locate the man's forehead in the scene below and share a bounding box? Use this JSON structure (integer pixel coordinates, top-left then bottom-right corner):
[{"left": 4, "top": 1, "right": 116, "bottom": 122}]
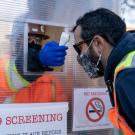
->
[
  {"left": 74, "top": 25, "right": 82, "bottom": 42},
  {"left": 74, "top": 26, "right": 81, "bottom": 36}
]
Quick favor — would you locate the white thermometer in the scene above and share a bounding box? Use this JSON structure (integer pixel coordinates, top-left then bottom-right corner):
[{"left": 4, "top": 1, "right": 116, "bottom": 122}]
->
[{"left": 59, "top": 32, "right": 70, "bottom": 46}]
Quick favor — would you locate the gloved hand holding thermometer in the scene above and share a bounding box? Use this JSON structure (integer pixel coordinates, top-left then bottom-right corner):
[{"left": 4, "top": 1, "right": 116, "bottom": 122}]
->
[{"left": 39, "top": 31, "right": 70, "bottom": 67}]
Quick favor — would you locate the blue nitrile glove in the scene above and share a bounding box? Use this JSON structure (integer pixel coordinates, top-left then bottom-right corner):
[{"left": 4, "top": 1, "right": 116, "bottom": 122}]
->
[{"left": 39, "top": 41, "right": 68, "bottom": 66}]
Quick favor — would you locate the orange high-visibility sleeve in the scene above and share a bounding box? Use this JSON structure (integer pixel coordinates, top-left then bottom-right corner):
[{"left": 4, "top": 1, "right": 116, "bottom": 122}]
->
[{"left": 14, "top": 75, "right": 68, "bottom": 103}]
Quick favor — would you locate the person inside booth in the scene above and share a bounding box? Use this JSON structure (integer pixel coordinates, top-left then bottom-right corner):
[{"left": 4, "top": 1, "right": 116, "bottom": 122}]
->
[
  {"left": 0, "top": 23, "right": 69, "bottom": 103},
  {"left": 27, "top": 23, "right": 53, "bottom": 72}
]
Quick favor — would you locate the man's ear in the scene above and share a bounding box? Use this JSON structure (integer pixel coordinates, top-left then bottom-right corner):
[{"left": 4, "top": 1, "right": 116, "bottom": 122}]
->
[{"left": 92, "top": 35, "right": 104, "bottom": 55}]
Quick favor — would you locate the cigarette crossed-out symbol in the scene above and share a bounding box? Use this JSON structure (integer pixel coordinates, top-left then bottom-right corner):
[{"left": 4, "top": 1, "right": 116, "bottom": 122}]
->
[{"left": 86, "top": 97, "right": 105, "bottom": 122}]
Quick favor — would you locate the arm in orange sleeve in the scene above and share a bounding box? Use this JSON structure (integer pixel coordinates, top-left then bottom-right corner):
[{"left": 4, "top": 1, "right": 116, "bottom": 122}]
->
[{"left": 14, "top": 75, "right": 69, "bottom": 103}]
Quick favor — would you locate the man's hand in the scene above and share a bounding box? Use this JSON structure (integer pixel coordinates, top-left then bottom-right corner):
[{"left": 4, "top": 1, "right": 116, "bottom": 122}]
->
[{"left": 39, "top": 41, "right": 68, "bottom": 66}]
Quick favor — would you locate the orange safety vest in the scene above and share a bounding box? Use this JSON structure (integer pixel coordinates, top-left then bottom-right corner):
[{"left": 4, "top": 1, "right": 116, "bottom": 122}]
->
[
  {"left": 0, "top": 55, "right": 68, "bottom": 103},
  {"left": 108, "top": 51, "right": 135, "bottom": 135}
]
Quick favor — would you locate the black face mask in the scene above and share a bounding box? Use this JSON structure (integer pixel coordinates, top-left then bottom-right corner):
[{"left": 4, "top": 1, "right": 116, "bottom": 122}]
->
[
  {"left": 77, "top": 39, "right": 104, "bottom": 78},
  {"left": 77, "top": 53, "right": 104, "bottom": 78}
]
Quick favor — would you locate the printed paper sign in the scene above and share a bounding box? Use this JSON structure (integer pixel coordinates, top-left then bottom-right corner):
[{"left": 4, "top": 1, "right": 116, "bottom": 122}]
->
[
  {"left": 73, "top": 88, "right": 113, "bottom": 131},
  {"left": 0, "top": 102, "right": 68, "bottom": 135}
]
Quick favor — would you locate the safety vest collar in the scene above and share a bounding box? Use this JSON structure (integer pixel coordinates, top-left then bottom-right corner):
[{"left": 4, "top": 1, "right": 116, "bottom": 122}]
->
[{"left": 114, "top": 51, "right": 135, "bottom": 76}]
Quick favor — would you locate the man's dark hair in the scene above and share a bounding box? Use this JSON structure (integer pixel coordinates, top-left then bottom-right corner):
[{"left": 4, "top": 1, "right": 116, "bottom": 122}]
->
[{"left": 72, "top": 8, "right": 126, "bottom": 46}]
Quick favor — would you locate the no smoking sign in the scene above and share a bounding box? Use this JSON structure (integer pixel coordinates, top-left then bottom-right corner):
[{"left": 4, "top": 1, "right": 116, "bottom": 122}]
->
[
  {"left": 86, "top": 97, "right": 105, "bottom": 122},
  {"left": 73, "top": 88, "right": 113, "bottom": 131}
]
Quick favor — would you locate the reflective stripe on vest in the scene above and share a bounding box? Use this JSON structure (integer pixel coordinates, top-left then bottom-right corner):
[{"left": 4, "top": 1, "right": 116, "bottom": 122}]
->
[
  {"left": 0, "top": 55, "right": 30, "bottom": 103},
  {"left": 115, "top": 51, "right": 135, "bottom": 75},
  {"left": 6, "top": 59, "right": 30, "bottom": 92},
  {"left": 108, "top": 51, "right": 135, "bottom": 135}
]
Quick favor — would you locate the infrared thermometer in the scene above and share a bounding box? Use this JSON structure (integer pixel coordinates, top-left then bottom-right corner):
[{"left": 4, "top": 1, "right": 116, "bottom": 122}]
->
[{"left": 59, "top": 31, "right": 70, "bottom": 46}]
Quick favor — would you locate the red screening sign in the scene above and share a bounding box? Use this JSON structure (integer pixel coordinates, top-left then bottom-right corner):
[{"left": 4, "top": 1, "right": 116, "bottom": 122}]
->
[{"left": 86, "top": 97, "right": 105, "bottom": 122}]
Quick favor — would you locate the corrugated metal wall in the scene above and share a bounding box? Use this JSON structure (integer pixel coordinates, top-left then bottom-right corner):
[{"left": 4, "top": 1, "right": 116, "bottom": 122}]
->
[{"left": 0, "top": 0, "right": 119, "bottom": 134}]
